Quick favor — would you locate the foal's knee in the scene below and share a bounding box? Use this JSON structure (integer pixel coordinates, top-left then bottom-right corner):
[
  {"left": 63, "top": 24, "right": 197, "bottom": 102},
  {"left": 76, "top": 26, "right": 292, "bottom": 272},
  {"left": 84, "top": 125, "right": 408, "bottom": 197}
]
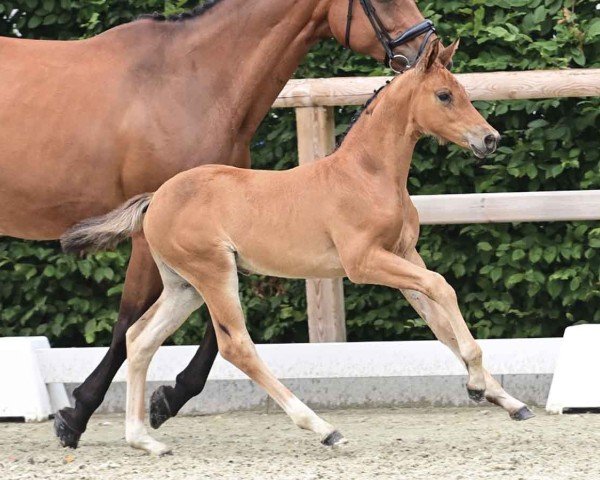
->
[{"left": 424, "top": 272, "right": 457, "bottom": 305}]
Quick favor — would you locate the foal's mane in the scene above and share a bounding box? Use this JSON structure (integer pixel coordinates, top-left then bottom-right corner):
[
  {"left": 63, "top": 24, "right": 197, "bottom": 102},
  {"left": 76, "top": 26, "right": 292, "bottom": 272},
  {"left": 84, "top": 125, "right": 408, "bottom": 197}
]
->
[
  {"left": 336, "top": 79, "right": 391, "bottom": 149},
  {"left": 137, "top": 0, "right": 224, "bottom": 22}
]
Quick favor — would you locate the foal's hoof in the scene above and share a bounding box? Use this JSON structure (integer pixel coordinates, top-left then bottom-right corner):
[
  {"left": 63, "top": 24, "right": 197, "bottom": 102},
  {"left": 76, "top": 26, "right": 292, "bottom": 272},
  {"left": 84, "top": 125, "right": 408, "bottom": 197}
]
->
[
  {"left": 510, "top": 405, "right": 535, "bottom": 421},
  {"left": 321, "top": 430, "right": 347, "bottom": 447},
  {"left": 54, "top": 410, "right": 82, "bottom": 449},
  {"left": 467, "top": 388, "right": 486, "bottom": 403},
  {"left": 150, "top": 386, "right": 173, "bottom": 430},
  {"left": 128, "top": 437, "right": 173, "bottom": 456}
]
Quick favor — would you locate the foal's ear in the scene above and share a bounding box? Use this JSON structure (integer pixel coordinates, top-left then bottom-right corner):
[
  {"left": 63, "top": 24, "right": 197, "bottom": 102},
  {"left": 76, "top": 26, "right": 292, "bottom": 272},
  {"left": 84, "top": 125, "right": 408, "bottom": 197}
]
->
[
  {"left": 416, "top": 38, "right": 440, "bottom": 73},
  {"left": 438, "top": 39, "right": 460, "bottom": 69}
]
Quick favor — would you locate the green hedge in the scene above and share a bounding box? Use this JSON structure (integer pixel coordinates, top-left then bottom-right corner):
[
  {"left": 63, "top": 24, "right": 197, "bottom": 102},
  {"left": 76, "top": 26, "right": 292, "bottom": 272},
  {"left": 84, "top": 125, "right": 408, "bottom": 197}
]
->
[{"left": 1, "top": 0, "right": 598, "bottom": 346}]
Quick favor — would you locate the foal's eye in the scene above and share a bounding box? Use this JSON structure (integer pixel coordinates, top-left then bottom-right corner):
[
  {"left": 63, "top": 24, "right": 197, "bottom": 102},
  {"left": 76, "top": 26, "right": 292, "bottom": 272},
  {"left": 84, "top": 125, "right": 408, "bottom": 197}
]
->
[{"left": 436, "top": 91, "right": 452, "bottom": 103}]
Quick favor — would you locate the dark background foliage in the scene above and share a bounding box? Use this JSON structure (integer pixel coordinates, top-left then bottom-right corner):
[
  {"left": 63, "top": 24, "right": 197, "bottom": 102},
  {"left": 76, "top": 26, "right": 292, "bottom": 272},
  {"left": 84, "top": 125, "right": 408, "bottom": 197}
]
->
[{"left": 0, "top": 0, "right": 598, "bottom": 346}]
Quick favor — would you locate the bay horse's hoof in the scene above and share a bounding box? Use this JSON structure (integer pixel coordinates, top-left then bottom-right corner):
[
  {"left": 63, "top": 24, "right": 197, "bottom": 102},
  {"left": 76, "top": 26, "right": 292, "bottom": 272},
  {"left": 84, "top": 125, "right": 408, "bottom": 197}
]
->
[
  {"left": 321, "top": 430, "right": 347, "bottom": 447},
  {"left": 467, "top": 388, "right": 486, "bottom": 403},
  {"left": 150, "top": 385, "right": 173, "bottom": 430},
  {"left": 54, "top": 410, "right": 82, "bottom": 449},
  {"left": 510, "top": 405, "right": 535, "bottom": 421}
]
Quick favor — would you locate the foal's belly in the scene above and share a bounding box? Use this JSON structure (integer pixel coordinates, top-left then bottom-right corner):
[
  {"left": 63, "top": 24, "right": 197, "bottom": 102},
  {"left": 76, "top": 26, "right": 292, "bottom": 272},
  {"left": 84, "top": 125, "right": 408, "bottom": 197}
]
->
[{"left": 235, "top": 244, "right": 346, "bottom": 280}]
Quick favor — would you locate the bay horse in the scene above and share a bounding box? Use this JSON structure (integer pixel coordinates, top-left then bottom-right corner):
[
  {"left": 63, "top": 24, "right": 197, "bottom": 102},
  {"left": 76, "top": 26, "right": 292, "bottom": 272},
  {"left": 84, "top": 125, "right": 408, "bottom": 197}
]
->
[
  {"left": 61, "top": 40, "right": 533, "bottom": 456},
  {"left": 0, "top": 0, "right": 437, "bottom": 447}
]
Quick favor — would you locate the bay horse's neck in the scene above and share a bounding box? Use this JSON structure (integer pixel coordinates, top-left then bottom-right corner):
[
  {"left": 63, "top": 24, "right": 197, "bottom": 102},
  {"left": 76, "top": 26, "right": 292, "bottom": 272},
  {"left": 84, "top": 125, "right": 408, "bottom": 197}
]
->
[
  {"left": 151, "top": 0, "right": 331, "bottom": 142},
  {"left": 337, "top": 78, "right": 418, "bottom": 187}
]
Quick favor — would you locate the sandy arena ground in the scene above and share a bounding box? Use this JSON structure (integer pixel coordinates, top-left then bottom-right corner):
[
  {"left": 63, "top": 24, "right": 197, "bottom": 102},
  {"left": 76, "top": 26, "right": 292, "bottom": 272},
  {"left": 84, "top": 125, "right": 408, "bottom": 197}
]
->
[{"left": 1, "top": 406, "right": 598, "bottom": 480}]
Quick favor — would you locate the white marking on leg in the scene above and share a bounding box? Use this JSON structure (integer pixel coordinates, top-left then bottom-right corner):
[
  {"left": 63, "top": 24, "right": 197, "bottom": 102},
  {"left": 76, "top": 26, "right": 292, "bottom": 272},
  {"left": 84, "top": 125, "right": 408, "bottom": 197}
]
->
[
  {"left": 126, "top": 418, "right": 172, "bottom": 456},
  {"left": 281, "top": 396, "right": 339, "bottom": 441},
  {"left": 125, "top": 260, "right": 204, "bottom": 455},
  {"left": 483, "top": 371, "right": 527, "bottom": 413}
]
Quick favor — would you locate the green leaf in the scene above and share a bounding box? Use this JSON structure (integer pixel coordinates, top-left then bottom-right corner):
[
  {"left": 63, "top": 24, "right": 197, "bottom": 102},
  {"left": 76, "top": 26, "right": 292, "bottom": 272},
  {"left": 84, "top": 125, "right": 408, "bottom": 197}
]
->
[
  {"left": 512, "top": 249, "right": 526, "bottom": 261},
  {"left": 477, "top": 242, "right": 493, "bottom": 252},
  {"left": 27, "top": 15, "right": 43, "bottom": 29}
]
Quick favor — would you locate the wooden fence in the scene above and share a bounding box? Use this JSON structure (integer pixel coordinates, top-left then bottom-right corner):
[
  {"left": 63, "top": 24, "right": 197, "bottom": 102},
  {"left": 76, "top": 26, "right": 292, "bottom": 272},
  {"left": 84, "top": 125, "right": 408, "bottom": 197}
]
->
[{"left": 274, "top": 68, "right": 600, "bottom": 342}]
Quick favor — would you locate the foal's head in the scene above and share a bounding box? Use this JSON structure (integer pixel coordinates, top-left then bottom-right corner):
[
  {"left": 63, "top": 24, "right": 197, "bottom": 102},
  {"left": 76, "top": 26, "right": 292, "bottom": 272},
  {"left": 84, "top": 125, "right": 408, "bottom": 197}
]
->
[{"left": 400, "top": 40, "right": 500, "bottom": 158}]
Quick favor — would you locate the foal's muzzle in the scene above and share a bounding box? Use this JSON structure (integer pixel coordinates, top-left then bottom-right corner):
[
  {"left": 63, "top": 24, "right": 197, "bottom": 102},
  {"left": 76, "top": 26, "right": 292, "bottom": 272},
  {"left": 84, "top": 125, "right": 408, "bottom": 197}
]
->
[{"left": 468, "top": 131, "right": 501, "bottom": 158}]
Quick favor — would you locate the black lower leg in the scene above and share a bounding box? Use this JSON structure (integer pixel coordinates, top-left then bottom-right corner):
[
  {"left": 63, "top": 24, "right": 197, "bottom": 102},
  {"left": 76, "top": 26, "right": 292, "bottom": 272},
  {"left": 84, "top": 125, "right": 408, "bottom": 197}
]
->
[
  {"left": 56, "top": 298, "right": 159, "bottom": 447},
  {"left": 55, "top": 320, "right": 130, "bottom": 448},
  {"left": 150, "top": 321, "right": 218, "bottom": 429}
]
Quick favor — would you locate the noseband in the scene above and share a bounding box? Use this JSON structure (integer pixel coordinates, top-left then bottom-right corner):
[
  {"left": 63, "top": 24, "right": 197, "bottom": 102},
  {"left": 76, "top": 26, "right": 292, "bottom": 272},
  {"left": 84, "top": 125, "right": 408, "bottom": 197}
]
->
[{"left": 345, "top": 0, "right": 436, "bottom": 73}]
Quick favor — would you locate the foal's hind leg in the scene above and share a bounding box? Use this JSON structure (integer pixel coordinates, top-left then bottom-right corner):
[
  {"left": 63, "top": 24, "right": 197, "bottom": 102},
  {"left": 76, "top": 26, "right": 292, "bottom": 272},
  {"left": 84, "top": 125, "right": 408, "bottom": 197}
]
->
[
  {"left": 125, "top": 262, "right": 204, "bottom": 455},
  {"left": 191, "top": 257, "right": 344, "bottom": 446},
  {"left": 402, "top": 249, "right": 533, "bottom": 420}
]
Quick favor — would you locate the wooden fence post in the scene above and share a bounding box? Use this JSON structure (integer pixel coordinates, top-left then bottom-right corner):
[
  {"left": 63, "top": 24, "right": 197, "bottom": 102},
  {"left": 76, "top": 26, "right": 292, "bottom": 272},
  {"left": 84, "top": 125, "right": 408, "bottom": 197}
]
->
[{"left": 295, "top": 106, "right": 346, "bottom": 342}]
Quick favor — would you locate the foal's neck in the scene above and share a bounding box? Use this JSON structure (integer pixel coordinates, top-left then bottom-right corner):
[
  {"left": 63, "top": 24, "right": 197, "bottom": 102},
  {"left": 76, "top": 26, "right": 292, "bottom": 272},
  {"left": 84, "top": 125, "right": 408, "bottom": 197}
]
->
[
  {"left": 162, "top": 0, "right": 332, "bottom": 142},
  {"left": 338, "top": 80, "right": 419, "bottom": 189}
]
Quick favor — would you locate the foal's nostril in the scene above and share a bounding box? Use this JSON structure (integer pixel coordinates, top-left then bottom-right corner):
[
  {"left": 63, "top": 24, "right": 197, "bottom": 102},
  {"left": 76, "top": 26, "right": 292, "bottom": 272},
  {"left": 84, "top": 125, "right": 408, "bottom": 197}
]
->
[{"left": 484, "top": 134, "right": 497, "bottom": 151}]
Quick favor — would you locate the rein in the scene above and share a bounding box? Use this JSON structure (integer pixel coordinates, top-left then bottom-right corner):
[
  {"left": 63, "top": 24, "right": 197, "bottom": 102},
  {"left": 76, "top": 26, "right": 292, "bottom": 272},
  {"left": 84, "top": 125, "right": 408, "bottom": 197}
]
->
[{"left": 345, "top": 0, "right": 436, "bottom": 73}]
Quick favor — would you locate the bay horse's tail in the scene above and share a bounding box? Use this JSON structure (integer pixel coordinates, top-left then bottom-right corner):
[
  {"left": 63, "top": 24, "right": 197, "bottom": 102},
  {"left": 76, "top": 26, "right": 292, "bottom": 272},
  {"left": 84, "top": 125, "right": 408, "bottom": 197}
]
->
[{"left": 61, "top": 193, "right": 153, "bottom": 255}]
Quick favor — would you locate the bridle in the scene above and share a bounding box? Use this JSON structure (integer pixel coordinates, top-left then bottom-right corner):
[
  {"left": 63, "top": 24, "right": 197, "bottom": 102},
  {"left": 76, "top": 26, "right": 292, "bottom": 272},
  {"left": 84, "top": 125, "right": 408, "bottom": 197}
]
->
[{"left": 345, "top": 0, "right": 436, "bottom": 73}]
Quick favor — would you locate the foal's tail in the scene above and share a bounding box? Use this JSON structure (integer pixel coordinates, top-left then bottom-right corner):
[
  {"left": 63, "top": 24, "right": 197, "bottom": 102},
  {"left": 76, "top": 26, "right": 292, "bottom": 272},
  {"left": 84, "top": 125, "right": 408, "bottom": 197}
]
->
[{"left": 61, "top": 193, "right": 153, "bottom": 255}]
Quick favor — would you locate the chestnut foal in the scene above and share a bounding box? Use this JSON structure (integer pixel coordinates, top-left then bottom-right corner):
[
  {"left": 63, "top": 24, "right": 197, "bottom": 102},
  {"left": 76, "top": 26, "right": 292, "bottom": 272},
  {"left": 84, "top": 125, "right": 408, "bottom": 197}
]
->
[{"left": 62, "top": 40, "right": 533, "bottom": 455}]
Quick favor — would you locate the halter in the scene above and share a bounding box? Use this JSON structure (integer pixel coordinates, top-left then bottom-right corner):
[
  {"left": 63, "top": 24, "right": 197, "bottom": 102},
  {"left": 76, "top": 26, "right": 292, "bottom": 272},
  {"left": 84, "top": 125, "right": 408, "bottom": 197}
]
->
[{"left": 345, "top": 0, "right": 436, "bottom": 73}]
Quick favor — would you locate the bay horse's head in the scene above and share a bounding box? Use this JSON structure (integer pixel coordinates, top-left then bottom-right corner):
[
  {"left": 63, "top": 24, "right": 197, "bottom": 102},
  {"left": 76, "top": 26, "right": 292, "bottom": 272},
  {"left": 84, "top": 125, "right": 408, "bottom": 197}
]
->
[
  {"left": 404, "top": 39, "right": 500, "bottom": 158},
  {"left": 327, "top": 0, "right": 437, "bottom": 72}
]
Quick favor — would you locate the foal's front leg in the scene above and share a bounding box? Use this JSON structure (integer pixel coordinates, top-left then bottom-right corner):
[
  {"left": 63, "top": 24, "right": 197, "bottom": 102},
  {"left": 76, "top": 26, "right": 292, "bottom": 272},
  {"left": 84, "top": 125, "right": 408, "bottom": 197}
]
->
[
  {"left": 401, "top": 249, "right": 534, "bottom": 420},
  {"left": 342, "top": 247, "right": 486, "bottom": 394}
]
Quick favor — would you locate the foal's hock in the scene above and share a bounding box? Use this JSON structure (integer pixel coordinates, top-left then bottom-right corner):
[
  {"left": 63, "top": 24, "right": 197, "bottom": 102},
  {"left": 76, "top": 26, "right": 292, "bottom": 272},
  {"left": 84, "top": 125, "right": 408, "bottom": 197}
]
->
[{"left": 62, "top": 40, "right": 532, "bottom": 456}]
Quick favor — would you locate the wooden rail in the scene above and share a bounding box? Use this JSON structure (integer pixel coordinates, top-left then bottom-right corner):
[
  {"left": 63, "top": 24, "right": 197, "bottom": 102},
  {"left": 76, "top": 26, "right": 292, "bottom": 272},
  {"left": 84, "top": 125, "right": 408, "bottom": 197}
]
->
[
  {"left": 414, "top": 190, "right": 600, "bottom": 224},
  {"left": 280, "top": 69, "right": 600, "bottom": 343},
  {"left": 274, "top": 68, "right": 600, "bottom": 107}
]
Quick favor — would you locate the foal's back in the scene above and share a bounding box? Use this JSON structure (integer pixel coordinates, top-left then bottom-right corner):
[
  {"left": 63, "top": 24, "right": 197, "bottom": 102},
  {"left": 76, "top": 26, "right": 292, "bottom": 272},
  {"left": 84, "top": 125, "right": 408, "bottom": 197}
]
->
[{"left": 143, "top": 163, "right": 348, "bottom": 279}]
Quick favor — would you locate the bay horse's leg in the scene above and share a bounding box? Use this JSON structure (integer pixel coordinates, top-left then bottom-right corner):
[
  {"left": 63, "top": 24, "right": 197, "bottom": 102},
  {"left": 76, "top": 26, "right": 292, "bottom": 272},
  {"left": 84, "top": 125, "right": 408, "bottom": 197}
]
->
[
  {"left": 400, "top": 252, "right": 533, "bottom": 419},
  {"left": 192, "top": 256, "right": 345, "bottom": 447},
  {"left": 149, "top": 320, "right": 218, "bottom": 430},
  {"left": 125, "top": 264, "right": 204, "bottom": 456},
  {"left": 54, "top": 233, "right": 162, "bottom": 448}
]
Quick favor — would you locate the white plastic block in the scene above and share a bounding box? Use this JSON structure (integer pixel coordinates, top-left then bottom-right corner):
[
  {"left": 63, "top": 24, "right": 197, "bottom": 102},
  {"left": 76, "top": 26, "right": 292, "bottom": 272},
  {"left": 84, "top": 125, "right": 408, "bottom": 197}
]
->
[
  {"left": 546, "top": 324, "right": 600, "bottom": 414},
  {"left": 0, "top": 336, "right": 70, "bottom": 422},
  {"left": 37, "top": 338, "right": 562, "bottom": 384}
]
